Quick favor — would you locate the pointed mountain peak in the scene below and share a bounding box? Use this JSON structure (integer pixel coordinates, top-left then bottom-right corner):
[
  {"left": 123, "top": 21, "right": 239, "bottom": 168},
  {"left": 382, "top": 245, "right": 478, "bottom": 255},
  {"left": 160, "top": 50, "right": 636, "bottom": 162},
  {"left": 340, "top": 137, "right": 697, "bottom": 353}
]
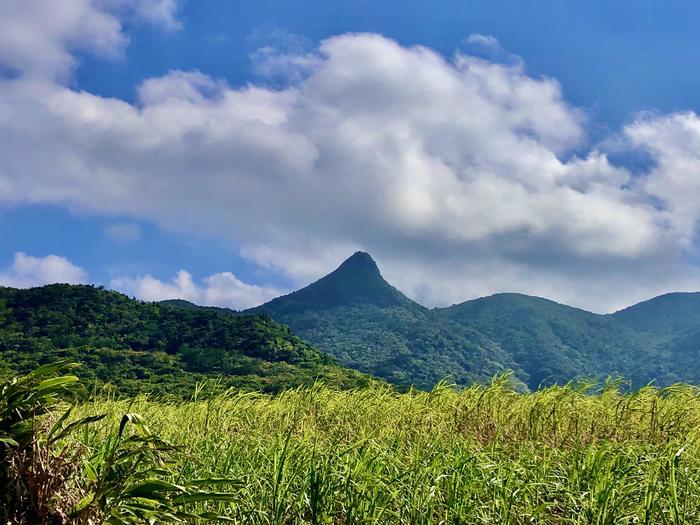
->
[
  {"left": 252, "top": 251, "right": 420, "bottom": 314},
  {"left": 333, "top": 251, "right": 381, "bottom": 279},
  {"left": 346, "top": 250, "right": 376, "bottom": 263}
]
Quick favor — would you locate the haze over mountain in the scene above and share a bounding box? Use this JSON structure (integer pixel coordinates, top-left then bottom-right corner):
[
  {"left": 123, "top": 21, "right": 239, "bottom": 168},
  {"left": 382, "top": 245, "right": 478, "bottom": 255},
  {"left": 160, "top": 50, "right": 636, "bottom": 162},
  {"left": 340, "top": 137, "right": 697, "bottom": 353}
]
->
[{"left": 247, "top": 252, "right": 700, "bottom": 390}]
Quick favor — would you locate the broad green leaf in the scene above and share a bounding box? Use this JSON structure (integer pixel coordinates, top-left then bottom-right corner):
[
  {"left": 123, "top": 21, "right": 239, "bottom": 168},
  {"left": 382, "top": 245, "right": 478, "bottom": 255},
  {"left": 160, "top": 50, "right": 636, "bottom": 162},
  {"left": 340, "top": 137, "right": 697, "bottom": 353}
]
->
[
  {"left": 36, "top": 375, "right": 79, "bottom": 392},
  {"left": 173, "top": 492, "right": 238, "bottom": 505},
  {"left": 122, "top": 480, "right": 187, "bottom": 498}
]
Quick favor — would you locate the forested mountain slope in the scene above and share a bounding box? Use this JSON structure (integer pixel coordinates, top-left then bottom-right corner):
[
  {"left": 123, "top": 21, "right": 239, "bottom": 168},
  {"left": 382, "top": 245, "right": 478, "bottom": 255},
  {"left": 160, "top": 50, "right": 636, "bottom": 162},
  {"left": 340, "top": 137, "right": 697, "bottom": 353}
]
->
[
  {"left": 608, "top": 292, "right": 700, "bottom": 384},
  {"left": 611, "top": 292, "right": 700, "bottom": 334},
  {"left": 0, "top": 284, "right": 371, "bottom": 396},
  {"left": 248, "top": 252, "right": 700, "bottom": 390},
  {"left": 7, "top": 254, "right": 699, "bottom": 394},
  {"left": 248, "top": 252, "right": 524, "bottom": 389},
  {"left": 435, "top": 293, "right": 653, "bottom": 388}
]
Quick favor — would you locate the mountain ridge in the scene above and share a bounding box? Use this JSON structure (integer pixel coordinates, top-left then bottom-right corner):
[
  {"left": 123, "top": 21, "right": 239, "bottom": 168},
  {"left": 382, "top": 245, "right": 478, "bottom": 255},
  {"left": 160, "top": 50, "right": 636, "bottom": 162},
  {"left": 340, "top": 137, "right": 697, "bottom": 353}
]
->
[
  {"left": 243, "top": 252, "right": 700, "bottom": 389},
  {"left": 4, "top": 253, "right": 698, "bottom": 392},
  {"left": 0, "top": 284, "right": 372, "bottom": 396},
  {"left": 247, "top": 252, "right": 521, "bottom": 388},
  {"left": 610, "top": 292, "right": 700, "bottom": 333}
]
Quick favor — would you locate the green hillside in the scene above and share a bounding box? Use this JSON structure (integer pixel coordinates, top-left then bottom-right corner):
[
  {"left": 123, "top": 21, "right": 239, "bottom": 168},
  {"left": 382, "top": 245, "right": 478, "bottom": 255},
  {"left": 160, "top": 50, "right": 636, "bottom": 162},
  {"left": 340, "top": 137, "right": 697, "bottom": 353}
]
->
[
  {"left": 249, "top": 252, "right": 700, "bottom": 390},
  {"left": 0, "top": 284, "right": 371, "bottom": 396},
  {"left": 436, "top": 293, "right": 653, "bottom": 387},
  {"left": 259, "top": 251, "right": 414, "bottom": 312},
  {"left": 249, "top": 252, "right": 524, "bottom": 389},
  {"left": 5, "top": 254, "right": 699, "bottom": 395},
  {"left": 609, "top": 292, "right": 700, "bottom": 384},
  {"left": 611, "top": 292, "right": 700, "bottom": 334}
]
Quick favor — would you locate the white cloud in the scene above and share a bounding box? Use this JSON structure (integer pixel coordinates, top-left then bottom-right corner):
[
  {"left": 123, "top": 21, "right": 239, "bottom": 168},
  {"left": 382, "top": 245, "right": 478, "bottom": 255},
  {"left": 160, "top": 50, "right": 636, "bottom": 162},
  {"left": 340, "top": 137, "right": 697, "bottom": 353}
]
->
[
  {"left": 106, "top": 0, "right": 182, "bottom": 30},
  {"left": 625, "top": 112, "right": 700, "bottom": 244},
  {"left": 0, "top": 252, "right": 88, "bottom": 288},
  {"left": 250, "top": 29, "right": 321, "bottom": 84},
  {"left": 105, "top": 222, "right": 142, "bottom": 243},
  {"left": 465, "top": 33, "right": 501, "bottom": 53},
  {"left": 0, "top": 0, "right": 180, "bottom": 79},
  {"left": 2, "top": 23, "right": 700, "bottom": 312},
  {"left": 111, "top": 270, "right": 283, "bottom": 310},
  {"left": 463, "top": 33, "right": 522, "bottom": 66}
]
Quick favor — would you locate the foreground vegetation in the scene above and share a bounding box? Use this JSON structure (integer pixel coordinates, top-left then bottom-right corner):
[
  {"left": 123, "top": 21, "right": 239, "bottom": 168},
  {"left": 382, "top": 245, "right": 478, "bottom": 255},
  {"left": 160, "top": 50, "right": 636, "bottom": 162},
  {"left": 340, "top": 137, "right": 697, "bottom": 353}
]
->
[
  {"left": 6, "top": 364, "right": 700, "bottom": 524},
  {"left": 81, "top": 382, "right": 700, "bottom": 523}
]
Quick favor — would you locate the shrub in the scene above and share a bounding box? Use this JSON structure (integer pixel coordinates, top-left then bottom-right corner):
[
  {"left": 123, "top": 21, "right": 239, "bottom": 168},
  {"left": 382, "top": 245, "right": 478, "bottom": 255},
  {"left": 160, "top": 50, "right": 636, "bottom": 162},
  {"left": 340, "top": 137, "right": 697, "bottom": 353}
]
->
[{"left": 0, "top": 362, "right": 237, "bottom": 524}]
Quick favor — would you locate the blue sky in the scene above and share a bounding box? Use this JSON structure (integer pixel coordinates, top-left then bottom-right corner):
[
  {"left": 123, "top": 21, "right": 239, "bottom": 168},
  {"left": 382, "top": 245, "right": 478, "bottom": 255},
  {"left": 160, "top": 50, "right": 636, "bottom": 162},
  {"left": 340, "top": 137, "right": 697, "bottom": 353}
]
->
[
  {"left": 2, "top": 0, "right": 700, "bottom": 312},
  {"left": 74, "top": 0, "right": 700, "bottom": 124}
]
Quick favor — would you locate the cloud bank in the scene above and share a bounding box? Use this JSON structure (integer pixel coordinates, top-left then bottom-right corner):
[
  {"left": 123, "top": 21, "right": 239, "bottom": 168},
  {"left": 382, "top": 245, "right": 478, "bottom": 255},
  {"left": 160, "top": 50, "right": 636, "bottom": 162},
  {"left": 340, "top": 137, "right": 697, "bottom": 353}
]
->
[{"left": 2, "top": 2, "right": 700, "bottom": 312}]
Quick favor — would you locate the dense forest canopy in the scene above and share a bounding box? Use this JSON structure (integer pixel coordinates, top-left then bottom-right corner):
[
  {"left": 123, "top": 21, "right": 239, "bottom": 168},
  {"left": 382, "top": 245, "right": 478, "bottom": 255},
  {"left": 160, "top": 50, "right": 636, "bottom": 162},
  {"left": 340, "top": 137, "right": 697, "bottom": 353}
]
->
[
  {"left": 0, "top": 284, "right": 371, "bottom": 397},
  {"left": 248, "top": 252, "right": 700, "bottom": 390}
]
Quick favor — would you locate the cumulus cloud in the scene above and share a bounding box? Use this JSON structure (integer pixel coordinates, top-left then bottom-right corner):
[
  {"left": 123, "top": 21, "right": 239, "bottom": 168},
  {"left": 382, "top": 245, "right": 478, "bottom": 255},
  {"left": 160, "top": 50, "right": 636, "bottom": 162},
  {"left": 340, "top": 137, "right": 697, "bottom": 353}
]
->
[
  {"left": 625, "top": 112, "right": 700, "bottom": 243},
  {"left": 0, "top": 0, "right": 180, "bottom": 79},
  {"left": 249, "top": 28, "right": 320, "bottom": 85},
  {"left": 2, "top": 19, "right": 700, "bottom": 311},
  {"left": 0, "top": 252, "right": 88, "bottom": 288},
  {"left": 111, "top": 270, "right": 283, "bottom": 310}
]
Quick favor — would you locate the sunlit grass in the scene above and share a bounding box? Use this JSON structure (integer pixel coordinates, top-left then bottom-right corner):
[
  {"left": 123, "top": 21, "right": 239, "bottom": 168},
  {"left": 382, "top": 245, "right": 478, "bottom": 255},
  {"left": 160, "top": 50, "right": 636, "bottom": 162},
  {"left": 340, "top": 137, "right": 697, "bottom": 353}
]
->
[{"left": 70, "top": 378, "right": 700, "bottom": 524}]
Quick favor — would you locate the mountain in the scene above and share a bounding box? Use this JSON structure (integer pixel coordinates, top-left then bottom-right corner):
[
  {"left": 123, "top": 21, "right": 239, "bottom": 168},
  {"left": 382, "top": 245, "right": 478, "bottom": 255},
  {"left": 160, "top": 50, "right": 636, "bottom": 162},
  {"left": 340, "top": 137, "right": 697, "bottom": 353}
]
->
[
  {"left": 249, "top": 252, "right": 700, "bottom": 390},
  {"left": 611, "top": 292, "right": 700, "bottom": 334},
  {"left": 11, "top": 254, "right": 697, "bottom": 394},
  {"left": 259, "top": 251, "right": 413, "bottom": 312},
  {"left": 609, "top": 293, "right": 700, "bottom": 385},
  {"left": 435, "top": 293, "right": 652, "bottom": 387},
  {"left": 248, "top": 252, "right": 524, "bottom": 389},
  {"left": 0, "top": 284, "right": 371, "bottom": 396}
]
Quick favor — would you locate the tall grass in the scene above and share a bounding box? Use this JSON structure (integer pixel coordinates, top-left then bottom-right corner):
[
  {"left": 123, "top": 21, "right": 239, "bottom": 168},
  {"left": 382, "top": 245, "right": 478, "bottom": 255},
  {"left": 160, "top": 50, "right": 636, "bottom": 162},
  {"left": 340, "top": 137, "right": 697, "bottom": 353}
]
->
[
  {"left": 0, "top": 364, "right": 238, "bottom": 524},
  {"left": 68, "top": 378, "right": 700, "bottom": 524}
]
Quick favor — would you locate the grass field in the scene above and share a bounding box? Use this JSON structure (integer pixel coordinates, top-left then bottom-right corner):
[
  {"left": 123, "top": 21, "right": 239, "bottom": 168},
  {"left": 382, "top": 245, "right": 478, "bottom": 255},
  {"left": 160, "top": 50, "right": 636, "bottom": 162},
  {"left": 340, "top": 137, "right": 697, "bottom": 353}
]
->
[{"left": 62, "top": 377, "right": 700, "bottom": 524}]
